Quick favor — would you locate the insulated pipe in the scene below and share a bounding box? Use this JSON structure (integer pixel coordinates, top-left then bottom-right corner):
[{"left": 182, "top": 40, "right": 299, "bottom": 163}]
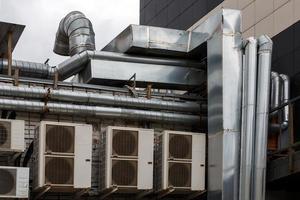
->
[
  {"left": 0, "top": 85, "right": 204, "bottom": 113},
  {"left": 252, "top": 35, "right": 273, "bottom": 200},
  {"left": 57, "top": 50, "right": 205, "bottom": 80},
  {"left": 279, "top": 74, "right": 289, "bottom": 129},
  {"left": 239, "top": 38, "right": 257, "bottom": 200},
  {"left": 269, "top": 73, "right": 289, "bottom": 130},
  {"left": 0, "top": 98, "right": 203, "bottom": 124},
  {"left": 270, "top": 72, "right": 280, "bottom": 110},
  {"left": 0, "top": 59, "right": 55, "bottom": 79},
  {"left": 54, "top": 11, "right": 95, "bottom": 56}
]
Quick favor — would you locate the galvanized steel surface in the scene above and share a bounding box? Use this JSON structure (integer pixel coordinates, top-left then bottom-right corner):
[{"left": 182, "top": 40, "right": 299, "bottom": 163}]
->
[
  {"left": 78, "top": 59, "right": 205, "bottom": 89},
  {"left": 192, "top": 9, "right": 243, "bottom": 200},
  {"left": 54, "top": 11, "right": 95, "bottom": 56},
  {"left": 0, "top": 84, "right": 203, "bottom": 113},
  {"left": 0, "top": 98, "right": 202, "bottom": 124},
  {"left": 0, "top": 59, "right": 55, "bottom": 79},
  {"left": 271, "top": 72, "right": 281, "bottom": 110},
  {"left": 253, "top": 35, "right": 273, "bottom": 200},
  {"left": 102, "top": 24, "right": 206, "bottom": 58},
  {"left": 279, "top": 74, "right": 289, "bottom": 128},
  {"left": 57, "top": 50, "right": 205, "bottom": 80},
  {"left": 239, "top": 38, "right": 257, "bottom": 200}
]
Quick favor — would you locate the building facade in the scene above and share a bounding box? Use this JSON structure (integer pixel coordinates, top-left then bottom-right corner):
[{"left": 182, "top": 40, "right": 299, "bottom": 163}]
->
[{"left": 140, "top": 0, "right": 300, "bottom": 199}]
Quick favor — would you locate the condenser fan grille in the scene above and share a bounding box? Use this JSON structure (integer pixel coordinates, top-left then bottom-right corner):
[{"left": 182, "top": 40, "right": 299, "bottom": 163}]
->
[
  {"left": 112, "top": 129, "right": 138, "bottom": 156},
  {"left": 169, "top": 134, "right": 192, "bottom": 159},
  {"left": 168, "top": 162, "right": 191, "bottom": 188},
  {"left": 45, "top": 157, "right": 74, "bottom": 185},
  {"left": 112, "top": 160, "right": 137, "bottom": 186},
  {"left": 0, "top": 168, "right": 16, "bottom": 195},
  {"left": 46, "top": 125, "right": 75, "bottom": 153},
  {"left": 0, "top": 121, "right": 11, "bottom": 149}
]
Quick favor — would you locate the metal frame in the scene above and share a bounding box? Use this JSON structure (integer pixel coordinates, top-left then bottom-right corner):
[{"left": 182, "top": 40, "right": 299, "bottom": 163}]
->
[{"left": 191, "top": 9, "right": 243, "bottom": 200}]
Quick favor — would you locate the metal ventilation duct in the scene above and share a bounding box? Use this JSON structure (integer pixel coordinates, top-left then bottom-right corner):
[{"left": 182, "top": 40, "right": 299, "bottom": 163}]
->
[
  {"left": 0, "top": 85, "right": 204, "bottom": 113},
  {"left": 102, "top": 25, "right": 206, "bottom": 58},
  {"left": 54, "top": 11, "right": 95, "bottom": 56},
  {"left": 279, "top": 74, "right": 289, "bottom": 128},
  {"left": 56, "top": 50, "right": 204, "bottom": 81},
  {"left": 0, "top": 59, "right": 54, "bottom": 79},
  {"left": 239, "top": 37, "right": 257, "bottom": 200},
  {"left": 253, "top": 35, "right": 273, "bottom": 200},
  {"left": 0, "top": 98, "right": 203, "bottom": 124},
  {"left": 271, "top": 72, "right": 281, "bottom": 110}
]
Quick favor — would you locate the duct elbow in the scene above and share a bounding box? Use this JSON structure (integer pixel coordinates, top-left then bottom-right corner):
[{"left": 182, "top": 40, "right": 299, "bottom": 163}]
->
[
  {"left": 258, "top": 35, "right": 273, "bottom": 53},
  {"left": 54, "top": 11, "right": 96, "bottom": 56}
]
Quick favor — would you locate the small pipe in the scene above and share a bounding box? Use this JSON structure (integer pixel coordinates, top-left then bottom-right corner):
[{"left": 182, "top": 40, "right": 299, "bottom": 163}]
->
[
  {"left": 270, "top": 72, "right": 280, "bottom": 110},
  {"left": 279, "top": 74, "right": 289, "bottom": 129}
]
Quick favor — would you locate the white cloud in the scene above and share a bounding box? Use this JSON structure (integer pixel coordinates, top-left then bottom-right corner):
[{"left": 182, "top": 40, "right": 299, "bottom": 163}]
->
[{"left": 0, "top": 0, "right": 139, "bottom": 65}]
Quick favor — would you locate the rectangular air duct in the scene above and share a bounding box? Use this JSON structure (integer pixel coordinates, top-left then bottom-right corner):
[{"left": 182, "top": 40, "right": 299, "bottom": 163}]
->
[
  {"left": 0, "top": 166, "right": 29, "bottom": 198},
  {"left": 155, "top": 130, "right": 206, "bottom": 192},
  {"left": 99, "top": 126, "right": 154, "bottom": 191},
  {"left": 102, "top": 25, "right": 204, "bottom": 59},
  {"left": 0, "top": 119, "right": 25, "bottom": 152},
  {"left": 78, "top": 59, "right": 205, "bottom": 90},
  {"left": 33, "top": 121, "right": 92, "bottom": 191}
]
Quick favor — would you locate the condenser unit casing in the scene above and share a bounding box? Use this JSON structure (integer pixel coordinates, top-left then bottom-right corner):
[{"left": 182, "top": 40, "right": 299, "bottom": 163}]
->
[
  {"left": 0, "top": 119, "right": 25, "bottom": 152},
  {"left": 0, "top": 166, "right": 29, "bottom": 198},
  {"left": 155, "top": 130, "right": 206, "bottom": 192},
  {"left": 33, "top": 121, "right": 92, "bottom": 191},
  {"left": 99, "top": 126, "right": 154, "bottom": 191}
]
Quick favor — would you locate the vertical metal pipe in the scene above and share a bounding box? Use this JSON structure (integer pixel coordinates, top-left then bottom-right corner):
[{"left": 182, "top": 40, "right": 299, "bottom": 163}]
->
[
  {"left": 279, "top": 74, "right": 289, "bottom": 128},
  {"left": 7, "top": 31, "right": 12, "bottom": 76},
  {"left": 239, "top": 38, "right": 257, "bottom": 200},
  {"left": 252, "top": 35, "right": 273, "bottom": 200},
  {"left": 271, "top": 72, "right": 280, "bottom": 110}
]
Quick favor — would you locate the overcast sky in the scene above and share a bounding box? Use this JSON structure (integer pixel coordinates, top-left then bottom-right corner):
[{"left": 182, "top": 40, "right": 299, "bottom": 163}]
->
[{"left": 0, "top": 0, "right": 139, "bottom": 65}]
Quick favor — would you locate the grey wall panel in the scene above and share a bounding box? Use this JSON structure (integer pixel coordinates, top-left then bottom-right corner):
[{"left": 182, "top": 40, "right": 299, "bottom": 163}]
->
[
  {"left": 167, "top": 0, "right": 181, "bottom": 24},
  {"left": 271, "top": 21, "right": 300, "bottom": 143},
  {"left": 295, "top": 21, "right": 300, "bottom": 50},
  {"left": 144, "top": 0, "right": 156, "bottom": 23},
  {"left": 140, "top": 0, "right": 224, "bottom": 30}
]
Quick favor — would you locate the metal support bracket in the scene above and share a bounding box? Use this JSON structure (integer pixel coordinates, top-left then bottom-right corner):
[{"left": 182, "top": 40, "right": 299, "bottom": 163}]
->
[
  {"left": 33, "top": 185, "right": 51, "bottom": 200},
  {"left": 146, "top": 84, "right": 152, "bottom": 99},
  {"left": 53, "top": 71, "right": 59, "bottom": 89},
  {"left": 9, "top": 151, "right": 22, "bottom": 166},
  {"left": 155, "top": 187, "right": 175, "bottom": 199},
  {"left": 13, "top": 68, "right": 19, "bottom": 86},
  {"left": 99, "top": 186, "right": 118, "bottom": 200},
  {"left": 73, "top": 188, "right": 90, "bottom": 200},
  {"left": 128, "top": 73, "right": 136, "bottom": 88},
  {"left": 135, "top": 189, "right": 153, "bottom": 199},
  {"left": 186, "top": 190, "right": 207, "bottom": 200},
  {"left": 7, "top": 31, "right": 12, "bottom": 76},
  {"left": 124, "top": 73, "right": 138, "bottom": 97}
]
